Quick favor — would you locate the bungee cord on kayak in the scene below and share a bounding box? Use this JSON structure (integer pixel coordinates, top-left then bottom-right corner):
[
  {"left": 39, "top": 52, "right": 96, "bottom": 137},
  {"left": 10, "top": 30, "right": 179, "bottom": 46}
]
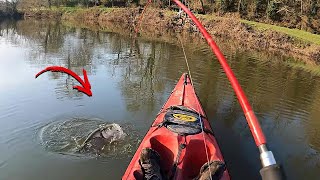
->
[
  {"left": 127, "top": 0, "right": 284, "bottom": 179},
  {"left": 179, "top": 37, "right": 213, "bottom": 180},
  {"left": 123, "top": 74, "right": 228, "bottom": 180},
  {"left": 3, "top": 0, "right": 316, "bottom": 178},
  {"left": 197, "top": 109, "right": 213, "bottom": 180},
  {"left": 171, "top": 1, "right": 284, "bottom": 179}
]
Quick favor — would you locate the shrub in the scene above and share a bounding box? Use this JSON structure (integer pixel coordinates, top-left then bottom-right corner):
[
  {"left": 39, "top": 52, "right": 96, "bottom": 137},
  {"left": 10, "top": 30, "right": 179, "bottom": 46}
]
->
[{"left": 267, "top": 0, "right": 281, "bottom": 21}]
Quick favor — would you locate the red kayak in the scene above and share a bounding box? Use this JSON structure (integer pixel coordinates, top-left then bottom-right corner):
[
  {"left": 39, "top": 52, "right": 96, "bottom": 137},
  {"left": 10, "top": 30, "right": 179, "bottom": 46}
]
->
[
  {"left": 123, "top": 73, "right": 230, "bottom": 180},
  {"left": 125, "top": 1, "right": 284, "bottom": 179}
]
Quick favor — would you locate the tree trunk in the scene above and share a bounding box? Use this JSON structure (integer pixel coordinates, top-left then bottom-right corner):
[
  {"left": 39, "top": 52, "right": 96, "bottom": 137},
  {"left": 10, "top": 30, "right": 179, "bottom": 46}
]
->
[
  {"left": 199, "top": 0, "right": 204, "bottom": 13},
  {"left": 301, "top": 0, "right": 303, "bottom": 30},
  {"left": 238, "top": 0, "right": 242, "bottom": 13},
  {"left": 301, "top": 0, "right": 303, "bottom": 16},
  {"left": 5, "top": 0, "right": 8, "bottom": 12}
]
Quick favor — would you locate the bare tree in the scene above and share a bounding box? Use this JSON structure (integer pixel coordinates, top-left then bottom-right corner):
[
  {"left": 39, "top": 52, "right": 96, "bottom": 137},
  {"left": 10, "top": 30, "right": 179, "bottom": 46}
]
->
[{"left": 0, "top": 0, "right": 20, "bottom": 17}]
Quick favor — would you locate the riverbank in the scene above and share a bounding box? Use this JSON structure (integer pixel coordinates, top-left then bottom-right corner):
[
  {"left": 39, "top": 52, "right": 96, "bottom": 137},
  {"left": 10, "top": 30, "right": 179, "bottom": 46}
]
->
[{"left": 22, "top": 7, "right": 320, "bottom": 64}]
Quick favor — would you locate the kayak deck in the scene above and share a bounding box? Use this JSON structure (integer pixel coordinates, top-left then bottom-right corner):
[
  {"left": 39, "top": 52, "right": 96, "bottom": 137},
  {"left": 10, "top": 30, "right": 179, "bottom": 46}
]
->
[{"left": 123, "top": 74, "right": 230, "bottom": 180}]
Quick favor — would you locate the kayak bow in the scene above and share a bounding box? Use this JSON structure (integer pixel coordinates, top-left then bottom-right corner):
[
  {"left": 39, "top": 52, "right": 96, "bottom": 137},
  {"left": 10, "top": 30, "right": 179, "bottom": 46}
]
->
[
  {"left": 172, "top": 1, "right": 284, "bottom": 179},
  {"left": 123, "top": 73, "right": 230, "bottom": 180},
  {"left": 130, "top": 0, "right": 284, "bottom": 179}
]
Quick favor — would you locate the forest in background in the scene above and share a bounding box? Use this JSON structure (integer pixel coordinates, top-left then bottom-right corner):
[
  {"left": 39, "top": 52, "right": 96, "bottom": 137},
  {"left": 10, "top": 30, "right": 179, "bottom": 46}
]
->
[
  {"left": 0, "top": 0, "right": 20, "bottom": 17},
  {"left": 1, "top": 0, "right": 319, "bottom": 33}
]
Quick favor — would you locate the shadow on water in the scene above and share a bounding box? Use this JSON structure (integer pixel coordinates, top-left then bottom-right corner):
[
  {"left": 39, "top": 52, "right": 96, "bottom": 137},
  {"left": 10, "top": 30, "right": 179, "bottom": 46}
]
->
[{"left": 1, "top": 19, "right": 320, "bottom": 179}]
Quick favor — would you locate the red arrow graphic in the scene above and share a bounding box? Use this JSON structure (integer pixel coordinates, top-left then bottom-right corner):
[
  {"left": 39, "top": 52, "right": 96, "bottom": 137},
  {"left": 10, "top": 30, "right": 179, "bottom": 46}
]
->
[{"left": 35, "top": 66, "right": 92, "bottom": 97}]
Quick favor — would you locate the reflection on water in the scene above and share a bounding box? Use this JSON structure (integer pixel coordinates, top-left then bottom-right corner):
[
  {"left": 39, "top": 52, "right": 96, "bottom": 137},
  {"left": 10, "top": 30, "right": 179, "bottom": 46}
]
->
[{"left": 0, "top": 19, "right": 320, "bottom": 179}]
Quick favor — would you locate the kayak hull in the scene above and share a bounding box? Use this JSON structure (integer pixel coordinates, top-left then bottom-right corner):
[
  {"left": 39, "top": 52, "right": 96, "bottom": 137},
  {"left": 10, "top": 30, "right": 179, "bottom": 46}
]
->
[{"left": 123, "top": 74, "right": 230, "bottom": 180}]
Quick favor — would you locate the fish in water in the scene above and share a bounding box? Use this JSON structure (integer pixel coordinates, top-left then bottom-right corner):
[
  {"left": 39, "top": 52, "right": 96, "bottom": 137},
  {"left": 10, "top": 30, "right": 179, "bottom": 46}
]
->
[{"left": 78, "top": 123, "right": 126, "bottom": 155}]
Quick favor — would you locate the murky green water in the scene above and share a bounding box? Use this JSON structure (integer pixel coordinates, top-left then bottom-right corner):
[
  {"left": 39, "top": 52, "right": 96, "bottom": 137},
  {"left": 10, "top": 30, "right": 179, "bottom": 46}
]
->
[{"left": 0, "top": 19, "right": 320, "bottom": 180}]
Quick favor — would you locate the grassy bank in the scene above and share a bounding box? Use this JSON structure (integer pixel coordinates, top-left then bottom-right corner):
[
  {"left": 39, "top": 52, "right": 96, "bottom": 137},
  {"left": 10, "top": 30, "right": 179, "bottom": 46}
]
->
[
  {"left": 22, "top": 6, "right": 320, "bottom": 64},
  {"left": 25, "top": 6, "right": 117, "bottom": 14},
  {"left": 241, "top": 20, "right": 320, "bottom": 46},
  {"left": 23, "top": 6, "right": 118, "bottom": 18},
  {"left": 24, "top": 6, "right": 320, "bottom": 45}
]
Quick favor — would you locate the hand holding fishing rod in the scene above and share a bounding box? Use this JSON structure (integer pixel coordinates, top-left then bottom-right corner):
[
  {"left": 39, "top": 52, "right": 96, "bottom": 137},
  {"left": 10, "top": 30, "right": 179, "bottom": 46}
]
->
[{"left": 170, "top": 0, "right": 285, "bottom": 179}]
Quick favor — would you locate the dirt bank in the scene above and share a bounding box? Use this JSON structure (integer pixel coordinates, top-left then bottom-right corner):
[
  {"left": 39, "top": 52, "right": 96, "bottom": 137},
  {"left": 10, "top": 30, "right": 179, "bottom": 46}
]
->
[{"left": 23, "top": 7, "right": 320, "bottom": 64}]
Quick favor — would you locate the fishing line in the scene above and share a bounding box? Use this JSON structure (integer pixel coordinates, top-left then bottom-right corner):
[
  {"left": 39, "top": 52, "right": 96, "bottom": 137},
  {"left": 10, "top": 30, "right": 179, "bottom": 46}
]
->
[
  {"left": 178, "top": 37, "right": 193, "bottom": 85},
  {"left": 135, "top": 1, "right": 213, "bottom": 178},
  {"left": 198, "top": 111, "right": 213, "bottom": 180},
  {"left": 179, "top": 37, "right": 213, "bottom": 180}
]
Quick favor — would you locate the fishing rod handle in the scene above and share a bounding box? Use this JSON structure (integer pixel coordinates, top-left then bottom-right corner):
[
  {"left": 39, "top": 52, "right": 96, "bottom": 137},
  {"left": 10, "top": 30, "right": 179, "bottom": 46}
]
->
[
  {"left": 259, "top": 145, "right": 285, "bottom": 180},
  {"left": 260, "top": 164, "right": 285, "bottom": 180}
]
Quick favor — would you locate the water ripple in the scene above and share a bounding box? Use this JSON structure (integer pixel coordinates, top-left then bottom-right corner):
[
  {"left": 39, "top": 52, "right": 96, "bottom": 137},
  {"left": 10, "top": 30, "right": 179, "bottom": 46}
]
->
[{"left": 38, "top": 117, "right": 141, "bottom": 159}]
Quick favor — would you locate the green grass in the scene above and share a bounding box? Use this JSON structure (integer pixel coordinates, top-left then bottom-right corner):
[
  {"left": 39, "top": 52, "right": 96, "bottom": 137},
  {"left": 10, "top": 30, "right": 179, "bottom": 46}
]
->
[
  {"left": 195, "top": 14, "right": 320, "bottom": 46},
  {"left": 241, "top": 19, "right": 320, "bottom": 45},
  {"left": 26, "top": 6, "right": 320, "bottom": 46}
]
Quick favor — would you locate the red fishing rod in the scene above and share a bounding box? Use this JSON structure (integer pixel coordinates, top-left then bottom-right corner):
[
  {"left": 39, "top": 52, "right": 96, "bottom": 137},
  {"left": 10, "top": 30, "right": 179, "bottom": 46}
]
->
[
  {"left": 172, "top": 0, "right": 265, "bottom": 147},
  {"left": 170, "top": 0, "right": 284, "bottom": 179}
]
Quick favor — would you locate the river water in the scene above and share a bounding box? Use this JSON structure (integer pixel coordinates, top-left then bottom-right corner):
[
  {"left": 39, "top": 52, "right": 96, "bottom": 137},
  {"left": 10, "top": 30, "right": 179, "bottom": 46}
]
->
[{"left": 0, "top": 19, "right": 320, "bottom": 180}]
